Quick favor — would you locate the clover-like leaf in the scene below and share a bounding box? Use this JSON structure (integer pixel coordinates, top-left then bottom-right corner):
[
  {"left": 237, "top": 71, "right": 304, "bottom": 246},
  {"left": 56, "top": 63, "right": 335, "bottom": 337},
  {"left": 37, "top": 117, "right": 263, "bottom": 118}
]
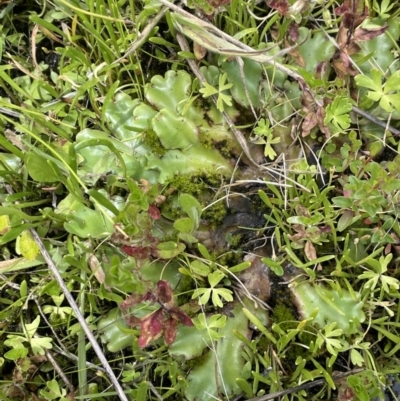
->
[
  {"left": 324, "top": 96, "right": 352, "bottom": 131},
  {"left": 193, "top": 313, "right": 227, "bottom": 340},
  {"left": 355, "top": 69, "right": 383, "bottom": 93},
  {"left": 194, "top": 288, "right": 211, "bottom": 305},
  {"left": 199, "top": 73, "right": 233, "bottom": 112},
  {"left": 199, "top": 82, "right": 218, "bottom": 98},
  {"left": 40, "top": 379, "right": 68, "bottom": 401},
  {"left": 24, "top": 315, "right": 40, "bottom": 339},
  {"left": 31, "top": 336, "right": 53, "bottom": 356},
  {"left": 4, "top": 335, "right": 27, "bottom": 350},
  {"left": 350, "top": 348, "right": 365, "bottom": 366},
  {"left": 212, "top": 288, "right": 233, "bottom": 308},
  {"left": 355, "top": 69, "right": 400, "bottom": 113},
  {"left": 254, "top": 119, "right": 272, "bottom": 137},
  {"left": 208, "top": 270, "right": 225, "bottom": 287}
]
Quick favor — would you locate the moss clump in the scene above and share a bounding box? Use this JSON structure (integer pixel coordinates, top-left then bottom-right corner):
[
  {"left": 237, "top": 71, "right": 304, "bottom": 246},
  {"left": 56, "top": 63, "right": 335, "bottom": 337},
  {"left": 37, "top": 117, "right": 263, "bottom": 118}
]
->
[
  {"left": 143, "top": 129, "right": 167, "bottom": 156},
  {"left": 228, "top": 234, "right": 242, "bottom": 248},
  {"left": 171, "top": 173, "right": 210, "bottom": 195},
  {"left": 272, "top": 304, "right": 297, "bottom": 332},
  {"left": 202, "top": 201, "right": 227, "bottom": 227},
  {"left": 198, "top": 133, "right": 214, "bottom": 150},
  {"left": 169, "top": 172, "right": 225, "bottom": 222},
  {"left": 217, "top": 250, "right": 243, "bottom": 267},
  {"left": 216, "top": 139, "right": 237, "bottom": 158}
]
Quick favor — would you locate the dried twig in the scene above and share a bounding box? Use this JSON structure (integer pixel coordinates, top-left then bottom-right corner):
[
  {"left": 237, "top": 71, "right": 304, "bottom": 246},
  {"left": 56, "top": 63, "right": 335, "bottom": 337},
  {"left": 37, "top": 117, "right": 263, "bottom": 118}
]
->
[
  {"left": 352, "top": 105, "right": 400, "bottom": 136},
  {"left": 45, "top": 350, "right": 75, "bottom": 393},
  {"left": 29, "top": 229, "right": 130, "bottom": 401}
]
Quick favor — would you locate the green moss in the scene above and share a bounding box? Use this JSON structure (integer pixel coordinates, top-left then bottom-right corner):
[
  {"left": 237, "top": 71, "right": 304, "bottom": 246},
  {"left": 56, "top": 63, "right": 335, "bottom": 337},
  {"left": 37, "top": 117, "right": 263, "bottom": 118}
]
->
[
  {"left": 228, "top": 234, "right": 242, "bottom": 248},
  {"left": 171, "top": 172, "right": 223, "bottom": 194},
  {"left": 272, "top": 304, "right": 297, "bottom": 332},
  {"left": 171, "top": 174, "right": 209, "bottom": 195},
  {"left": 217, "top": 139, "right": 237, "bottom": 158},
  {"left": 199, "top": 133, "right": 214, "bottom": 150},
  {"left": 143, "top": 129, "right": 167, "bottom": 156},
  {"left": 217, "top": 250, "right": 243, "bottom": 267},
  {"left": 202, "top": 202, "right": 227, "bottom": 227}
]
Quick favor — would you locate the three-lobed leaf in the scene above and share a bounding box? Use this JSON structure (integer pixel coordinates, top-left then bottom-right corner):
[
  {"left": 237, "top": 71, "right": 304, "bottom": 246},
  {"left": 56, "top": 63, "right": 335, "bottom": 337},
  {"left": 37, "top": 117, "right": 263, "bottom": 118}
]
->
[
  {"left": 324, "top": 96, "right": 352, "bottom": 130},
  {"left": 355, "top": 69, "right": 400, "bottom": 112}
]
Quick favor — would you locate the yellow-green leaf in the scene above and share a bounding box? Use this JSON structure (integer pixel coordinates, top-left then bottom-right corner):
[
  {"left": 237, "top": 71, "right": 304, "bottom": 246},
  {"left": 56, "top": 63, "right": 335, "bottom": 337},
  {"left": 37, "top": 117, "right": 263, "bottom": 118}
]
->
[
  {"left": 16, "top": 230, "right": 39, "bottom": 260},
  {"left": 0, "top": 215, "right": 11, "bottom": 235}
]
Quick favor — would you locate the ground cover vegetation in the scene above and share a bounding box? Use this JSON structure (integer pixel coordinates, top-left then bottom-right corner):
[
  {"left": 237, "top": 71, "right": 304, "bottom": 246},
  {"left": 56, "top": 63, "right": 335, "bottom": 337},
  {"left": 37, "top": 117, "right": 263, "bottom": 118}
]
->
[{"left": 0, "top": 0, "right": 400, "bottom": 400}]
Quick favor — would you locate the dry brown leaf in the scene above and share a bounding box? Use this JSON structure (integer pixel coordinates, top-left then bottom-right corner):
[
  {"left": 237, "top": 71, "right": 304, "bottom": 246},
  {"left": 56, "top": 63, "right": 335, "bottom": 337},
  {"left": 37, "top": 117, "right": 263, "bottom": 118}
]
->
[
  {"left": 301, "top": 111, "right": 318, "bottom": 137},
  {"left": 353, "top": 25, "right": 388, "bottom": 42},
  {"left": 305, "top": 240, "right": 317, "bottom": 261},
  {"left": 194, "top": 42, "right": 208, "bottom": 60},
  {"left": 88, "top": 254, "right": 110, "bottom": 290}
]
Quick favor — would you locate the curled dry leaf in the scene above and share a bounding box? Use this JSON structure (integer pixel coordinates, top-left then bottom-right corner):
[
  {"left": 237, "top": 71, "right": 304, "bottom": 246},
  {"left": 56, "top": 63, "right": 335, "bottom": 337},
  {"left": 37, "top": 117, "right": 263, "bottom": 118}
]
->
[
  {"left": 88, "top": 254, "right": 110, "bottom": 290},
  {"left": 304, "top": 240, "right": 317, "bottom": 261},
  {"left": 352, "top": 25, "right": 389, "bottom": 42},
  {"left": 194, "top": 42, "right": 207, "bottom": 60}
]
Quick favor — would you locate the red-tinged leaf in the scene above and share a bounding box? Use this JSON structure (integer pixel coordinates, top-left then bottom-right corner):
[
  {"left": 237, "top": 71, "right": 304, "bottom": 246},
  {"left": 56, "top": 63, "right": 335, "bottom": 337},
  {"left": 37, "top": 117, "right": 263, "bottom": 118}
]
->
[
  {"left": 164, "top": 318, "right": 178, "bottom": 345},
  {"left": 120, "top": 293, "right": 146, "bottom": 309},
  {"left": 343, "top": 189, "right": 352, "bottom": 197},
  {"left": 288, "top": 22, "right": 299, "bottom": 42},
  {"left": 121, "top": 245, "right": 150, "bottom": 259},
  {"left": 138, "top": 309, "right": 164, "bottom": 348},
  {"left": 353, "top": 25, "right": 388, "bottom": 42},
  {"left": 342, "top": 12, "right": 356, "bottom": 30},
  {"left": 319, "top": 225, "right": 332, "bottom": 234},
  {"left": 155, "top": 280, "right": 174, "bottom": 305},
  {"left": 169, "top": 306, "right": 194, "bottom": 326},
  {"left": 124, "top": 315, "right": 142, "bottom": 328},
  {"left": 148, "top": 204, "right": 161, "bottom": 220},
  {"left": 334, "top": 4, "right": 349, "bottom": 15},
  {"left": 142, "top": 290, "right": 157, "bottom": 303},
  {"left": 267, "top": 0, "right": 289, "bottom": 15}
]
